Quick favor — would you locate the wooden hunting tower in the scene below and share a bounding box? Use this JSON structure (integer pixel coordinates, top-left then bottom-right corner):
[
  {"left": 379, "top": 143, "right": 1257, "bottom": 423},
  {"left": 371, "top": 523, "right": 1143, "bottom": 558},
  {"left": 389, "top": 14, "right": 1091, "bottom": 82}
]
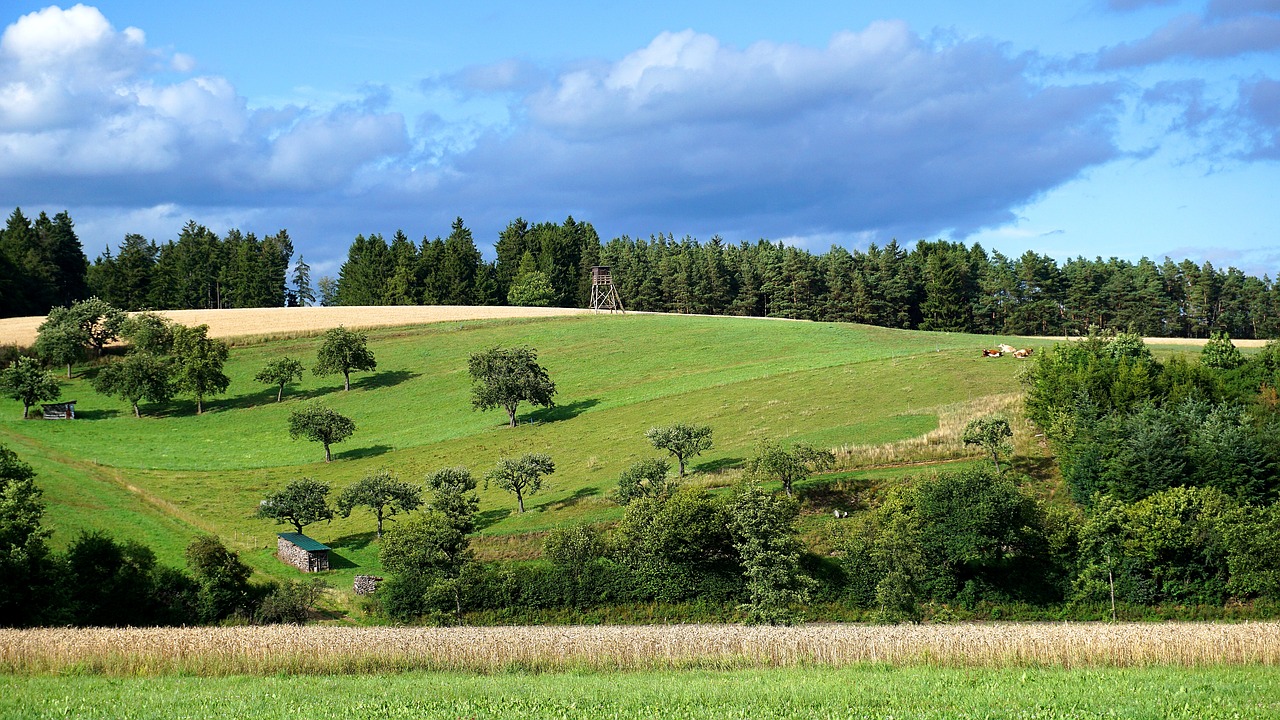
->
[{"left": 589, "top": 266, "right": 624, "bottom": 314}]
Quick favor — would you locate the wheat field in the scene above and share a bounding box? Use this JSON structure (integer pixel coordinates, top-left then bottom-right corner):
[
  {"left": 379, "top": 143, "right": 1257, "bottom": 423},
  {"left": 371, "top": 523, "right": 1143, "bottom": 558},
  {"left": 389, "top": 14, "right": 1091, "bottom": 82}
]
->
[
  {"left": 0, "top": 305, "right": 595, "bottom": 347},
  {"left": 3, "top": 623, "right": 1278, "bottom": 675}
]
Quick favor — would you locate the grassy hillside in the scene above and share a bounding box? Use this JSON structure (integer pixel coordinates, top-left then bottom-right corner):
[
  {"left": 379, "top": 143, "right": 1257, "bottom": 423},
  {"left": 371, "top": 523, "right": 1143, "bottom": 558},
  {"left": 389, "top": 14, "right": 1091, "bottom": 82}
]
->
[{"left": 0, "top": 313, "right": 1044, "bottom": 595}]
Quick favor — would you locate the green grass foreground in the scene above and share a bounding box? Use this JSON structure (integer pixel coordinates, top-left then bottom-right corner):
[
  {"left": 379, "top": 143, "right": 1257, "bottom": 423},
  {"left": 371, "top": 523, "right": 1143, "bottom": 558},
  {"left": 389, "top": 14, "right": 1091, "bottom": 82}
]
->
[{"left": 3, "top": 666, "right": 1278, "bottom": 719}]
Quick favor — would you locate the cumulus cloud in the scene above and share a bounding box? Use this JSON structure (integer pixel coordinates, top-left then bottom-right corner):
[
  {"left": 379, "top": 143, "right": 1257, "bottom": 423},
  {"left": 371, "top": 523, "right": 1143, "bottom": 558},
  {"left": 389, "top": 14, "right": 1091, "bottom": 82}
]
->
[
  {"left": 0, "top": 6, "right": 1139, "bottom": 261},
  {"left": 0, "top": 4, "right": 408, "bottom": 206},
  {"left": 1096, "top": 9, "right": 1280, "bottom": 68},
  {"left": 414, "top": 24, "right": 1122, "bottom": 241}
]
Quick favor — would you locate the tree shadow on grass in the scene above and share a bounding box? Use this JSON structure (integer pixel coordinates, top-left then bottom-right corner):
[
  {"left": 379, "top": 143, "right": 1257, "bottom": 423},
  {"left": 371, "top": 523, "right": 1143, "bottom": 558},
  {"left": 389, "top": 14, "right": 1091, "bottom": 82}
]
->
[
  {"left": 73, "top": 408, "right": 121, "bottom": 420},
  {"left": 205, "top": 388, "right": 284, "bottom": 412},
  {"left": 528, "top": 398, "right": 600, "bottom": 424},
  {"left": 799, "top": 475, "right": 871, "bottom": 513},
  {"left": 475, "top": 508, "right": 511, "bottom": 531},
  {"left": 539, "top": 486, "right": 600, "bottom": 512},
  {"left": 328, "top": 530, "right": 377, "bottom": 552},
  {"left": 335, "top": 444, "right": 393, "bottom": 461},
  {"left": 353, "top": 369, "right": 420, "bottom": 391},
  {"left": 1008, "top": 455, "right": 1057, "bottom": 483},
  {"left": 692, "top": 456, "right": 745, "bottom": 474}
]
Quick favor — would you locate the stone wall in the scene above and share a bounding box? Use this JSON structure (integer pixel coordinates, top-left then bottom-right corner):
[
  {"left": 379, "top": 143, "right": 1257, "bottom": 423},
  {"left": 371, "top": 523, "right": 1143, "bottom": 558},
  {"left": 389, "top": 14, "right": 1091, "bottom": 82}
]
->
[
  {"left": 353, "top": 575, "right": 383, "bottom": 595},
  {"left": 277, "top": 537, "right": 329, "bottom": 572}
]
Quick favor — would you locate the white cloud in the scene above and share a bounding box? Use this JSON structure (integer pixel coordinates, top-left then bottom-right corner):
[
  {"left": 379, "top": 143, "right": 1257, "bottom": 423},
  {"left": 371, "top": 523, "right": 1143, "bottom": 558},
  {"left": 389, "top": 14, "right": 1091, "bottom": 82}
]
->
[{"left": 0, "top": 4, "right": 409, "bottom": 204}]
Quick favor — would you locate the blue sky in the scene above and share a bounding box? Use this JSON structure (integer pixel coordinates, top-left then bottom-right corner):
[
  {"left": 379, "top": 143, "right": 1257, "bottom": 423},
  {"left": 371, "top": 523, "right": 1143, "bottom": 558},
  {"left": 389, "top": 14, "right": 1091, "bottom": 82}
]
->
[{"left": 1, "top": 1, "right": 1277, "bottom": 278}]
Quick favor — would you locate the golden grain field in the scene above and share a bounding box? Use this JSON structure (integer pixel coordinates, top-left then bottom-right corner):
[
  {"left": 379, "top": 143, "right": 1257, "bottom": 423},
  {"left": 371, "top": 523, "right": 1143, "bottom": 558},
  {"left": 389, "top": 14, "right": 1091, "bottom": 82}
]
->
[
  {"left": 0, "top": 305, "right": 595, "bottom": 347},
  {"left": 3, "top": 623, "right": 1277, "bottom": 675}
]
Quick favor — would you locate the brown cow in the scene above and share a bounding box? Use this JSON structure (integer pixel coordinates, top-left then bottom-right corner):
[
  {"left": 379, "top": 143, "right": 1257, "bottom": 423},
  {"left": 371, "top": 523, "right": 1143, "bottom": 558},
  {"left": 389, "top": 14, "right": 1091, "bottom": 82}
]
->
[{"left": 1014, "top": 348, "right": 1034, "bottom": 359}]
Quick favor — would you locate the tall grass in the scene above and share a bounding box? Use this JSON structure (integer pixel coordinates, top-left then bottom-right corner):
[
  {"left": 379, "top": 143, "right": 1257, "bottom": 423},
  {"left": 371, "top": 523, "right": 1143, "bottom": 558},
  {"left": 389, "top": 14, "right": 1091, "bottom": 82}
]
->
[
  {"left": 832, "top": 393, "right": 1026, "bottom": 470},
  {"left": 4, "top": 623, "right": 1279, "bottom": 676}
]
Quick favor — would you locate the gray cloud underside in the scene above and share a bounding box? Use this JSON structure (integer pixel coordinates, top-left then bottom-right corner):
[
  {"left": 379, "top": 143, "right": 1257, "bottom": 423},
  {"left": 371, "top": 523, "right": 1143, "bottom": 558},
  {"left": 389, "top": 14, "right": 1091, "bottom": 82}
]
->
[{"left": 0, "top": 5, "right": 1272, "bottom": 262}]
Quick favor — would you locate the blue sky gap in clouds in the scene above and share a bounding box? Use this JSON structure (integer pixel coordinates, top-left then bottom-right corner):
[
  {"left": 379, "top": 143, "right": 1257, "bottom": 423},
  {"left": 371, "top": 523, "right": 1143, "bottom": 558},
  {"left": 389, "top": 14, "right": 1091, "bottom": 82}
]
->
[{"left": 0, "top": 1, "right": 1277, "bottom": 277}]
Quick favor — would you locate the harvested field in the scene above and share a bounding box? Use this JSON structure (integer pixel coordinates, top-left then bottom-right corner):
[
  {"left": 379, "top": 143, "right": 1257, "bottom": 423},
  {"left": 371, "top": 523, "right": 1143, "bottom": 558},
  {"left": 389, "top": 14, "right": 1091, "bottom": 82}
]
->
[
  {"left": 4, "top": 623, "right": 1278, "bottom": 675},
  {"left": 0, "top": 305, "right": 593, "bottom": 347}
]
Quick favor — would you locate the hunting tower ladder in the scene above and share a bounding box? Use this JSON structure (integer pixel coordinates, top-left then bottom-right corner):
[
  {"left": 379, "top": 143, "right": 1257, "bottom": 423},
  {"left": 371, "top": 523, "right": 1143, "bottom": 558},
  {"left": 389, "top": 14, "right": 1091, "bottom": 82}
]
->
[{"left": 590, "top": 265, "right": 624, "bottom": 314}]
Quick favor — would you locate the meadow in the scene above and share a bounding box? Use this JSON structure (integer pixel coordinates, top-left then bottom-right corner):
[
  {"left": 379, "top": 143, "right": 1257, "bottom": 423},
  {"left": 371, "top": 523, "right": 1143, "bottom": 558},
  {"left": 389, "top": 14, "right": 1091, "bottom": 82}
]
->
[
  {"left": 3, "top": 665, "right": 1278, "bottom": 719},
  {"left": 0, "top": 312, "right": 1038, "bottom": 592}
]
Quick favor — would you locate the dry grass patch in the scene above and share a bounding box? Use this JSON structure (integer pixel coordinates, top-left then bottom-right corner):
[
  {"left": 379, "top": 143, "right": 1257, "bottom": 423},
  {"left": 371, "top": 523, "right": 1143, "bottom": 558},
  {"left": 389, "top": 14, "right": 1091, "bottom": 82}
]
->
[
  {"left": 833, "top": 393, "right": 1027, "bottom": 470},
  {"left": 4, "top": 623, "right": 1279, "bottom": 676}
]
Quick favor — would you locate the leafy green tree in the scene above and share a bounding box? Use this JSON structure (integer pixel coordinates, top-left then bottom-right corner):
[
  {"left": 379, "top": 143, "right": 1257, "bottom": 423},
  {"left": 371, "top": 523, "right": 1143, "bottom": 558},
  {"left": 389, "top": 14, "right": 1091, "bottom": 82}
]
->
[
  {"left": 616, "top": 457, "right": 676, "bottom": 505},
  {"left": 0, "top": 444, "right": 56, "bottom": 627},
  {"left": 91, "top": 352, "right": 173, "bottom": 418},
  {"left": 256, "top": 477, "right": 334, "bottom": 535},
  {"left": 611, "top": 486, "right": 738, "bottom": 602},
  {"left": 336, "top": 469, "right": 423, "bottom": 538},
  {"left": 120, "top": 311, "right": 175, "bottom": 355},
  {"left": 67, "top": 297, "right": 126, "bottom": 357},
  {"left": 645, "top": 423, "right": 714, "bottom": 477},
  {"left": 746, "top": 439, "right": 834, "bottom": 497},
  {"left": 314, "top": 325, "right": 376, "bottom": 391},
  {"left": 185, "top": 535, "right": 257, "bottom": 623},
  {"left": 171, "top": 324, "right": 230, "bottom": 414},
  {"left": 962, "top": 417, "right": 1014, "bottom": 472},
  {"left": 0, "top": 357, "right": 60, "bottom": 419},
  {"left": 468, "top": 345, "right": 556, "bottom": 427},
  {"left": 485, "top": 453, "right": 554, "bottom": 513},
  {"left": 1202, "top": 331, "right": 1244, "bottom": 370},
  {"left": 255, "top": 356, "right": 305, "bottom": 402},
  {"left": 507, "top": 251, "right": 555, "bottom": 306},
  {"left": 727, "top": 481, "right": 814, "bottom": 624},
  {"left": 381, "top": 466, "right": 480, "bottom": 622},
  {"left": 287, "top": 404, "right": 355, "bottom": 462},
  {"left": 33, "top": 318, "right": 85, "bottom": 378}
]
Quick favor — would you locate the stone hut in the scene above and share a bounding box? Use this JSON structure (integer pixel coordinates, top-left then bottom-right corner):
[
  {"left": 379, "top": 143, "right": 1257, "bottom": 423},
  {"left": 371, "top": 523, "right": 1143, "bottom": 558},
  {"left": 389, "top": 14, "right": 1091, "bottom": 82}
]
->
[{"left": 276, "top": 532, "right": 330, "bottom": 572}]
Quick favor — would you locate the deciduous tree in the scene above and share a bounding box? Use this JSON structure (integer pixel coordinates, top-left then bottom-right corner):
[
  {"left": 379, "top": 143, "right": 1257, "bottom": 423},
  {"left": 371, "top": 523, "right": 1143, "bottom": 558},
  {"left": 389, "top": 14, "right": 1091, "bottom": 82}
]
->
[
  {"left": 0, "top": 357, "right": 61, "bottom": 419},
  {"left": 485, "top": 453, "right": 554, "bottom": 513},
  {"left": 171, "top": 324, "right": 230, "bottom": 414},
  {"left": 645, "top": 423, "right": 714, "bottom": 477},
  {"left": 287, "top": 404, "right": 355, "bottom": 462},
  {"left": 255, "top": 356, "right": 305, "bottom": 402},
  {"left": 468, "top": 345, "right": 556, "bottom": 427},
  {"left": 962, "top": 417, "right": 1014, "bottom": 473},
  {"left": 616, "top": 457, "right": 676, "bottom": 505},
  {"left": 91, "top": 352, "right": 173, "bottom": 418},
  {"left": 314, "top": 326, "right": 376, "bottom": 391},
  {"left": 256, "top": 477, "right": 334, "bottom": 535},
  {"left": 336, "top": 469, "right": 423, "bottom": 538},
  {"left": 746, "top": 439, "right": 833, "bottom": 497}
]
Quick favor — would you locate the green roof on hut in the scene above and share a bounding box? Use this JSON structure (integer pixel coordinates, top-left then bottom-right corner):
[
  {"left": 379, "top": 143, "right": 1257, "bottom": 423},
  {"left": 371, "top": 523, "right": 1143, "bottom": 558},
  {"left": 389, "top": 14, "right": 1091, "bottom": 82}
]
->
[{"left": 277, "top": 532, "right": 330, "bottom": 551}]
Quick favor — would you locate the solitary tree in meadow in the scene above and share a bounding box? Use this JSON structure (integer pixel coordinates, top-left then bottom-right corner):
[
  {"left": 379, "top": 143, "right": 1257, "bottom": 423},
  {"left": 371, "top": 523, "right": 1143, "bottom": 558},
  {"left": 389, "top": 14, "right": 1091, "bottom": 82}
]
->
[
  {"left": 746, "top": 440, "right": 834, "bottom": 497},
  {"left": 256, "top": 477, "right": 334, "bottom": 535},
  {"left": 314, "top": 326, "right": 376, "bottom": 391},
  {"left": 256, "top": 356, "right": 305, "bottom": 402},
  {"left": 91, "top": 352, "right": 173, "bottom": 418},
  {"left": 485, "top": 453, "right": 554, "bottom": 513},
  {"left": 0, "top": 357, "right": 61, "bottom": 419},
  {"left": 468, "top": 345, "right": 556, "bottom": 427},
  {"left": 336, "top": 469, "right": 423, "bottom": 538},
  {"left": 288, "top": 403, "right": 356, "bottom": 462},
  {"left": 646, "top": 423, "right": 713, "bottom": 477},
  {"left": 962, "top": 417, "right": 1014, "bottom": 473},
  {"left": 171, "top": 324, "right": 230, "bottom": 414}
]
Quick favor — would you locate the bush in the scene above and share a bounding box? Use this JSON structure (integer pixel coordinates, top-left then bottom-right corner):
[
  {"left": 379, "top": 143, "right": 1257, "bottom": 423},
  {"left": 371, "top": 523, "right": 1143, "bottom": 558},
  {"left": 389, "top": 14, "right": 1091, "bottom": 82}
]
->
[{"left": 255, "top": 578, "right": 328, "bottom": 624}]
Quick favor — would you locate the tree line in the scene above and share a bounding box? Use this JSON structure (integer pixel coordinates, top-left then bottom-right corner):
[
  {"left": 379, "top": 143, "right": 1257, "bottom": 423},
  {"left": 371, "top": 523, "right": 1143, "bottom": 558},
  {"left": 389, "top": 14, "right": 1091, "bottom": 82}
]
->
[{"left": 11, "top": 204, "right": 1277, "bottom": 340}]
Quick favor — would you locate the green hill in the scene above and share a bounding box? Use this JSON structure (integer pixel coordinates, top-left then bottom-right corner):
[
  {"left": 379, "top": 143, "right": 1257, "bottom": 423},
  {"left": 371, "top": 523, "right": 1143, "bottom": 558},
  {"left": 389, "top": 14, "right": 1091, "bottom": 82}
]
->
[{"left": 0, "top": 313, "right": 1041, "bottom": 602}]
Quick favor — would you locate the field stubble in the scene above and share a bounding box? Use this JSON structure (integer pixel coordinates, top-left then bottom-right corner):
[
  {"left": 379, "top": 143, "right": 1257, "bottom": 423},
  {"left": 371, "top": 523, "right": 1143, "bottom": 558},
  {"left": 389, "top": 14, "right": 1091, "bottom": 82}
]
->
[{"left": 3, "top": 622, "right": 1279, "bottom": 676}]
